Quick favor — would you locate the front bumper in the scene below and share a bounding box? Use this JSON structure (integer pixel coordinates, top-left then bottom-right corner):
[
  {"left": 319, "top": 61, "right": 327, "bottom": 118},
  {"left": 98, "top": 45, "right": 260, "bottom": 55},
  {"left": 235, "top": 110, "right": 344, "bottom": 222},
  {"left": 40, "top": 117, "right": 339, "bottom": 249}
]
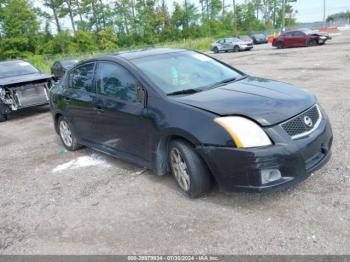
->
[
  {"left": 196, "top": 117, "right": 333, "bottom": 192},
  {"left": 240, "top": 45, "right": 253, "bottom": 50}
]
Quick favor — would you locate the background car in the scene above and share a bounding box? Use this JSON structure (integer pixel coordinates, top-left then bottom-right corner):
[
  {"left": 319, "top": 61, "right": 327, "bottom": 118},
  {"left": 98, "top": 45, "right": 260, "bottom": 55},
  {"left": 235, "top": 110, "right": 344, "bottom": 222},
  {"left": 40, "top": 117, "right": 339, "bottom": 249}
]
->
[
  {"left": 51, "top": 59, "right": 78, "bottom": 81},
  {"left": 0, "top": 60, "right": 52, "bottom": 122},
  {"left": 250, "top": 33, "right": 268, "bottom": 44},
  {"left": 211, "top": 37, "right": 253, "bottom": 53},
  {"left": 50, "top": 48, "right": 332, "bottom": 198},
  {"left": 238, "top": 35, "right": 254, "bottom": 45},
  {"left": 272, "top": 30, "right": 329, "bottom": 48}
]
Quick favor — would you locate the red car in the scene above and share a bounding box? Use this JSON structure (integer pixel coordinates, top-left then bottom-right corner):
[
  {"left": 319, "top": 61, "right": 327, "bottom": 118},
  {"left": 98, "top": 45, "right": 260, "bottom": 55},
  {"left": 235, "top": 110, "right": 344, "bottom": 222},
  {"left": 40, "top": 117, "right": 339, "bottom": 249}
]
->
[{"left": 272, "top": 30, "right": 328, "bottom": 49}]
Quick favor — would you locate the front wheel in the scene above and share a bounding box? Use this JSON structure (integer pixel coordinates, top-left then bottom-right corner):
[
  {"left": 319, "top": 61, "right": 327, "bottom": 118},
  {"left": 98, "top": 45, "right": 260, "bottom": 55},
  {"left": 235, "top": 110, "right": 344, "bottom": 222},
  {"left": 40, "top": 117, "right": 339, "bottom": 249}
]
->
[
  {"left": 307, "top": 39, "right": 317, "bottom": 47},
  {"left": 213, "top": 47, "right": 219, "bottom": 53},
  {"left": 58, "top": 116, "right": 81, "bottom": 151},
  {"left": 0, "top": 113, "right": 7, "bottom": 122},
  {"left": 169, "top": 140, "right": 212, "bottom": 198},
  {"left": 0, "top": 101, "right": 8, "bottom": 122}
]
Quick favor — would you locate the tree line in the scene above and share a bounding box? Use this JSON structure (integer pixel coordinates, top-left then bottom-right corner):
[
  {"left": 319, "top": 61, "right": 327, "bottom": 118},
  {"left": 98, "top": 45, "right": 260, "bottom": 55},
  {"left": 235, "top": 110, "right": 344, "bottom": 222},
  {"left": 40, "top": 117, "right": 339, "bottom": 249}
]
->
[{"left": 0, "top": 0, "right": 296, "bottom": 59}]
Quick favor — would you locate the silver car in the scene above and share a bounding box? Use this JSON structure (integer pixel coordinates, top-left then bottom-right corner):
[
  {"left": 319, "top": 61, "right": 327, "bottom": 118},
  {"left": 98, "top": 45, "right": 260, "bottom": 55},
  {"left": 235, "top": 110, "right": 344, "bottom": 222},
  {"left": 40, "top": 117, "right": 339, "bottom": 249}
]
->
[{"left": 210, "top": 37, "right": 253, "bottom": 53}]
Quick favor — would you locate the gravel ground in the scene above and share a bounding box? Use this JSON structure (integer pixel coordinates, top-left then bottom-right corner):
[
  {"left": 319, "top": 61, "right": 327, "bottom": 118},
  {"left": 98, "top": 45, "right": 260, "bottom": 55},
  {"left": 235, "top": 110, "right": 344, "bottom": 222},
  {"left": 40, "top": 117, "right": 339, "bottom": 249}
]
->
[{"left": 0, "top": 32, "right": 350, "bottom": 255}]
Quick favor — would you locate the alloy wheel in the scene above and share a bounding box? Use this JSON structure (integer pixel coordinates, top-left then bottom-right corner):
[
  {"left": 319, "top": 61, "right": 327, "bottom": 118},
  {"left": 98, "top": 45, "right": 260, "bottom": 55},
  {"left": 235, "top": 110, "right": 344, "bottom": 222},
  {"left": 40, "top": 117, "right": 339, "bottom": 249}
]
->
[
  {"left": 59, "top": 120, "right": 73, "bottom": 147},
  {"left": 170, "top": 147, "right": 190, "bottom": 192}
]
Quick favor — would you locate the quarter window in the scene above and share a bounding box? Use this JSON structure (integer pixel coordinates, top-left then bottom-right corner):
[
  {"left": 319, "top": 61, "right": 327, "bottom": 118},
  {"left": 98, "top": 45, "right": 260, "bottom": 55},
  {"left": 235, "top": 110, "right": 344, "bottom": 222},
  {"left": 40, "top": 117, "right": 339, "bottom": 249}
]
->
[
  {"left": 95, "top": 62, "right": 137, "bottom": 102},
  {"left": 68, "top": 63, "right": 95, "bottom": 92}
]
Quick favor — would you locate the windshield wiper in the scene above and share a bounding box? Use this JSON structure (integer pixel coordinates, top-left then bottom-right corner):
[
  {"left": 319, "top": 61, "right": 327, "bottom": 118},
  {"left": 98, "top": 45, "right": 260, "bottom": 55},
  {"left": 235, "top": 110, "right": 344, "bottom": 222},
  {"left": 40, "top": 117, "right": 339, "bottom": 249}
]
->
[
  {"left": 167, "top": 88, "right": 202, "bottom": 96},
  {"left": 205, "top": 77, "right": 237, "bottom": 89},
  {"left": 206, "top": 75, "right": 248, "bottom": 90}
]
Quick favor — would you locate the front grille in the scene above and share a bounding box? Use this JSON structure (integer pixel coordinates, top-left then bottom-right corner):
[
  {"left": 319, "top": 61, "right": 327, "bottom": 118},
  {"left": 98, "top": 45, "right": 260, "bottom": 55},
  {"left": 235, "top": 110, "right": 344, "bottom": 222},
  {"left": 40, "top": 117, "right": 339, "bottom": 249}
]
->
[
  {"left": 15, "top": 83, "right": 49, "bottom": 108},
  {"left": 281, "top": 105, "right": 322, "bottom": 139}
]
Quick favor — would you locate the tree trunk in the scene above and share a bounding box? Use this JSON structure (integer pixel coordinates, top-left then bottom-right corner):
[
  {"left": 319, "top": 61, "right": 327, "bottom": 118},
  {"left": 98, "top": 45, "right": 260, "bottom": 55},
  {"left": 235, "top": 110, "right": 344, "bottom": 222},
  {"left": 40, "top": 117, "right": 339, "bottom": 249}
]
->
[
  {"left": 51, "top": 1, "right": 62, "bottom": 33},
  {"left": 66, "top": 0, "right": 76, "bottom": 34}
]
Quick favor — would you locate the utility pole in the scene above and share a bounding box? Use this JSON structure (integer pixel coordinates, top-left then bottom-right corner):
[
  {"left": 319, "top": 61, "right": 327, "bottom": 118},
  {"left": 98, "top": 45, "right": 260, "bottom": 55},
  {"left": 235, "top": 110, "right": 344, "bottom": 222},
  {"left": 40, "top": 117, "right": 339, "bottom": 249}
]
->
[
  {"left": 281, "top": 0, "right": 286, "bottom": 32},
  {"left": 232, "top": 0, "right": 236, "bottom": 36},
  {"left": 323, "top": 0, "right": 326, "bottom": 26}
]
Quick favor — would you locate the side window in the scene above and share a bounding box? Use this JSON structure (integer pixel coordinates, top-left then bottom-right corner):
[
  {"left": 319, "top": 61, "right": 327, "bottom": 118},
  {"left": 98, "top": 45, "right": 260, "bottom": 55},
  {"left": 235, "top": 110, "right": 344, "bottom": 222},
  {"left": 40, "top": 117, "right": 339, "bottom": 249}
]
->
[
  {"left": 95, "top": 62, "right": 137, "bottom": 103},
  {"left": 293, "top": 31, "right": 305, "bottom": 37},
  {"left": 68, "top": 63, "right": 95, "bottom": 92}
]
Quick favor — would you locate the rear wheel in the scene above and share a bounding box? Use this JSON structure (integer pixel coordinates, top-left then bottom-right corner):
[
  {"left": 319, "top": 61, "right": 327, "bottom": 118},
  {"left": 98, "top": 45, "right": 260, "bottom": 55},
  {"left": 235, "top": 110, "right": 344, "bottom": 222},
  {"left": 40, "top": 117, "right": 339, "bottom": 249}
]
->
[
  {"left": 233, "top": 45, "right": 240, "bottom": 52},
  {"left": 58, "top": 116, "right": 80, "bottom": 151},
  {"left": 169, "top": 140, "right": 212, "bottom": 198},
  {"left": 277, "top": 42, "right": 284, "bottom": 49}
]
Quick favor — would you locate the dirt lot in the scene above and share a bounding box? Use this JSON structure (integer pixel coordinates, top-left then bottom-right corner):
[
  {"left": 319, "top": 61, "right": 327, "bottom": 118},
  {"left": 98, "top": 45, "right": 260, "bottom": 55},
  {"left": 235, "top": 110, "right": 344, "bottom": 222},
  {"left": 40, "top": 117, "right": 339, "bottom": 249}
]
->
[{"left": 1, "top": 32, "right": 350, "bottom": 255}]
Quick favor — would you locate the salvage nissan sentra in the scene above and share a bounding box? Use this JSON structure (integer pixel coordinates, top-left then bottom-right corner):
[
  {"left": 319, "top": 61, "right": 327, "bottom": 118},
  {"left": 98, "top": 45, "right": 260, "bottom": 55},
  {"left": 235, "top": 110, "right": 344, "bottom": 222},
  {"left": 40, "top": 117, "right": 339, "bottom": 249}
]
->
[{"left": 49, "top": 48, "right": 333, "bottom": 197}]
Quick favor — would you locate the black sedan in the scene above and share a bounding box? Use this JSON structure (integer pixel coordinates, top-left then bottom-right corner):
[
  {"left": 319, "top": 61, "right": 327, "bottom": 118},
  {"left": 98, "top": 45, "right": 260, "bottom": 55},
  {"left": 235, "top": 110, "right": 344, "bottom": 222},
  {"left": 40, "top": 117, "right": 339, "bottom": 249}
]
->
[
  {"left": 251, "top": 33, "right": 268, "bottom": 44},
  {"left": 51, "top": 59, "right": 78, "bottom": 81},
  {"left": 49, "top": 48, "right": 333, "bottom": 197},
  {"left": 0, "top": 60, "right": 52, "bottom": 122}
]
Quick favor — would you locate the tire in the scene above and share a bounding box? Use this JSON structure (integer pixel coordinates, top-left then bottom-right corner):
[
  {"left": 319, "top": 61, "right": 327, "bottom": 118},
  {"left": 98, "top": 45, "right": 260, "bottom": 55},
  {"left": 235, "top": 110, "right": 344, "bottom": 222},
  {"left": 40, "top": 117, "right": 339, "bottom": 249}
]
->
[
  {"left": 307, "top": 39, "right": 317, "bottom": 47},
  {"left": 233, "top": 45, "right": 240, "bottom": 52},
  {"left": 0, "top": 101, "right": 8, "bottom": 122},
  {"left": 0, "top": 113, "right": 7, "bottom": 122},
  {"left": 213, "top": 47, "right": 219, "bottom": 53},
  {"left": 58, "top": 116, "right": 81, "bottom": 151},
  {"left": 169, "top": 140, "right": 212, "bottom": 198},
  {"left": 277, "top": 42, "right": 284, "bottom": 49}
]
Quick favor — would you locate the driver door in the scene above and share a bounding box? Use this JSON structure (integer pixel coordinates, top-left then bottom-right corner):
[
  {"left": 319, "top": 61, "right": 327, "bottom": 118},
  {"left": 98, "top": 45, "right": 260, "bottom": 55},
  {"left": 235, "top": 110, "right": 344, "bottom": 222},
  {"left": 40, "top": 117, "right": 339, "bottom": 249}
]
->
[{"left": 91, "top": 61, "right": 152, "bottom": 161}]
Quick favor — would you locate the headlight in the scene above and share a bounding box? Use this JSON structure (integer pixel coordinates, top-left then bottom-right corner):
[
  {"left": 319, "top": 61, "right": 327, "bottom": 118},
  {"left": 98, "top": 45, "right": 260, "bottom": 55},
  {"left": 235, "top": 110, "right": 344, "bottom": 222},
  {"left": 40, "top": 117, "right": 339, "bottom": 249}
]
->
[{"left": 214, "top": 116, "right": 272, "bottom": 148}]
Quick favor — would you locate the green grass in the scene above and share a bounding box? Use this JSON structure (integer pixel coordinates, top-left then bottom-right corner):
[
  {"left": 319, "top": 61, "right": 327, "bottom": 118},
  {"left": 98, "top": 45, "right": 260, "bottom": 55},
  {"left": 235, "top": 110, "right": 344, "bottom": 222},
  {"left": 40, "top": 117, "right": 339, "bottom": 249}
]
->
[{"left": 27, "top": 36, "right": 216, "bottom": 73}]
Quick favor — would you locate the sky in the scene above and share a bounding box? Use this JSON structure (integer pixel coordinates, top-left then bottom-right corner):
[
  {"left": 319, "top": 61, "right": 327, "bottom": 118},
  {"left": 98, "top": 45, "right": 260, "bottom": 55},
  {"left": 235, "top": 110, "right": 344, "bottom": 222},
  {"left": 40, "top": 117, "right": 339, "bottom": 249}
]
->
[{"left": 292, "top": 0, "right": 350, "bottom": 22}]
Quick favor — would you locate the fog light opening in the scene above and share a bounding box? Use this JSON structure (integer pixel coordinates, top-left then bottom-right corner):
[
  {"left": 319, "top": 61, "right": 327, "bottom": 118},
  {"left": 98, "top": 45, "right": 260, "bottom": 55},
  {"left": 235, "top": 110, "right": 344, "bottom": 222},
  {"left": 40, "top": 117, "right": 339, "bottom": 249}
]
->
[{"left": 261, "top": 169, "right": 282, "bottom": 184}]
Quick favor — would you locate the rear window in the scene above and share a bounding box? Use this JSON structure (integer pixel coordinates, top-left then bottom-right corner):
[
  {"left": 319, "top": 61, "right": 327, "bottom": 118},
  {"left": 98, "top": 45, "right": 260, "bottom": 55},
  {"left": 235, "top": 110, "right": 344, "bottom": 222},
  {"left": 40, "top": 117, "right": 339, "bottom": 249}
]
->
[{"left": 0, "top": 61, "right": 39, "bottom": 78}]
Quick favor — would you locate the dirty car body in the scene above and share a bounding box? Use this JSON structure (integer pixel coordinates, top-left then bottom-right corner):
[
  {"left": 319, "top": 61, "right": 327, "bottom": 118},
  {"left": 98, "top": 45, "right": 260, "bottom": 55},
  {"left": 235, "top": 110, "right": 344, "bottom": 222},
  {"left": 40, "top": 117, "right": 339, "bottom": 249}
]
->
[
  {"left": 49, "top": 48, "right": 332, "bottom": 195},
  {"left": 0, "top": 60, "right": 52, "bottom": 121}
]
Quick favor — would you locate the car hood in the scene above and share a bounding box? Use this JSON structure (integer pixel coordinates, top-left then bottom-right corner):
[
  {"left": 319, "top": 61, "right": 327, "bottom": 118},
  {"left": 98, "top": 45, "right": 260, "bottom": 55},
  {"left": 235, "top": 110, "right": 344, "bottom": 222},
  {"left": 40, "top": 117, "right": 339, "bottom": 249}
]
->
[
  {"left": 174, "top": 76, "right": 316, "bottom": 126},
  {"left": 0, "top": 73, "right": 52, "bottom": 86}
]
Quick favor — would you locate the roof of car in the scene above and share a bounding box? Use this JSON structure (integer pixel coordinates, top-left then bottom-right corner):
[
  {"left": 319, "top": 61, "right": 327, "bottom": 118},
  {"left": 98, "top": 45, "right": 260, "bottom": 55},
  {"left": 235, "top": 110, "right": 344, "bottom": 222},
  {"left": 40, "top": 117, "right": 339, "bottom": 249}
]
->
[
  {"left": 76, "top": 48, "right": 189, "bottom": 66},
  {"left": 0, "top": 60, "right": 26, "bottom": 65},
  {"left": 103, "top": 48, "right": 186, "bottom": 61}
]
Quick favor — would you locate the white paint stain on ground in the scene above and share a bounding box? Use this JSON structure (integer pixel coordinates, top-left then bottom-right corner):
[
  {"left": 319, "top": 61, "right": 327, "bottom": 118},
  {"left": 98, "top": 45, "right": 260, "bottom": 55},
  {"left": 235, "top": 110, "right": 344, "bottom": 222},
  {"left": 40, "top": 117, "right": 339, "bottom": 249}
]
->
[{"left": 52, "top": 154, "right": 112, "bottom": 173}]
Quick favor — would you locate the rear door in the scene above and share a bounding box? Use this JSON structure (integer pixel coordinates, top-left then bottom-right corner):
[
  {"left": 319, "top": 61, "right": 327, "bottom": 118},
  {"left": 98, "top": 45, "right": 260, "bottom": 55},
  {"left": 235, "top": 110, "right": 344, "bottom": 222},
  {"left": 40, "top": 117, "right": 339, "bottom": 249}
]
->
[
  {"left": 223, "top": 39, "right": 233, "bottom": 51},
  {"left": 62, "top": 62, "right": 97, "bottom": 140},
  {"left": 92, "top": 61, "right": 151, "bottom": 161},
  {"left": 283, "top": 32, "right": 294, "bottom": 47},
  {"left": 293, "top": 31, "right": 307, "bottom": 46}
]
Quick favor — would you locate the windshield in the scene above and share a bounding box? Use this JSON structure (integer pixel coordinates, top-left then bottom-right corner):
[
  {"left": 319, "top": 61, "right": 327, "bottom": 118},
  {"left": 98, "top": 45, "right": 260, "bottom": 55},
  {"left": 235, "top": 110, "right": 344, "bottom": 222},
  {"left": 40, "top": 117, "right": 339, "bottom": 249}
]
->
[
  {"left": 240, "top": 36, "right": 250, "bottom": 40},
  {"left": 0, "top": 61, "right": 39, "bottom": 78},
  {"left": 300, "top": 28, "right": 314, "bottom": 34},
  {"left": 132, "top": 51, "right": 243, "bottom": 95},
  {"left": 254, "top": 34, "right": 265, "bottom": 38}
]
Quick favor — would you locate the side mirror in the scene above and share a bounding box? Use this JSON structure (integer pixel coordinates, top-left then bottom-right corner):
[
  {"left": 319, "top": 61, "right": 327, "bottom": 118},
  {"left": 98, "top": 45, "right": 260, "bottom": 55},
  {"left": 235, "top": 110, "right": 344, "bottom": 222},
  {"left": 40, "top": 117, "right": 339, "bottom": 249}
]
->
[{"left": 136, "top": 85, "right": 147, "bottom": 107}]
